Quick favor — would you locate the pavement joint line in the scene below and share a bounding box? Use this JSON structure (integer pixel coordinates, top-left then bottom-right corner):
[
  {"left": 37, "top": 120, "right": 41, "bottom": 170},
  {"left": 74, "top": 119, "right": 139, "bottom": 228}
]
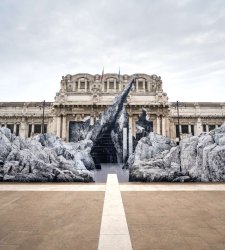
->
[
  {"left": 98, "top": 174, "right": 132, "bottom": 250},
  {"left": 120, "top": 184, "right": 225, "bottom": 191},
  {"left": 0, "top": 185, "right": 106, "bottom": 191}
]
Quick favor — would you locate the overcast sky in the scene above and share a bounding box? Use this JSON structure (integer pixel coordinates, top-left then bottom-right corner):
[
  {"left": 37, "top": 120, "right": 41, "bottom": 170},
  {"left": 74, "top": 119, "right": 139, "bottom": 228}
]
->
[{"left": 0, "top": 0, "right": 225, "bottom": 102}]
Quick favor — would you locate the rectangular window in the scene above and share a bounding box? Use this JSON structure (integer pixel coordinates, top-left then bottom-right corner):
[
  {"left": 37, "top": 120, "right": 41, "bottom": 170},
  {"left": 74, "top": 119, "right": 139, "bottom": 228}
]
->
[
  {"left": 176, "top": 125, "right": 179, "bottom": 138},
  {"left": 16, "top": 124, "right": 20, "bottom": 136},
  {"left": 44, "top": 124, "right": 47, "bottom": 133},
  {"left": 181, "top": 125, "right": 188, "bottom": 134},
  {"left": 80, "top": 81, "right": 85, "bottom": 89},
  {"left": 28, "top": 124, "right": 32, "bottom": 137},
  {"left": 145, "top": 82, "right": 148, "bottom": 91},
  {"left": 203, "top": 124, "right": 206, "bottom": 132},
  {"left": 7, "top": 124, "right": 14, "bottom": 133},
  {"left": 139, "top": 81, "right": 143, "bottom": 89},
  {"left": 209, "top": 125, "right": 215, "bottom": 131},
  {"left": 34, "top": 124, "right": 42, "bottom": 134},
  {"left": 191, "top": 125, "right": 194, "bottom": 135},
  {"left": 109, "top": 81, "right": 114, "bottom": 89}
]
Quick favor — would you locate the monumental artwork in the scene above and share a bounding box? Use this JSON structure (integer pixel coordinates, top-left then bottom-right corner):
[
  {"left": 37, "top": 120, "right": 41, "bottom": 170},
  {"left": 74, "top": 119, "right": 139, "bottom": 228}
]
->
[{"left": 0, "top": 74, "right": 225, "bottom": 182}]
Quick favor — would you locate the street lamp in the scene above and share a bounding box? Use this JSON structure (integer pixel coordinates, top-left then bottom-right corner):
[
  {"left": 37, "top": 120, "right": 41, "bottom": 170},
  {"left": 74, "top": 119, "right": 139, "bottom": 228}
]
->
[
  {"left": 174, "top": 101, "right": 186, "bottom": 143},
  {"left": 176, "top": 101, "right": 181, "bottom": 142},
  {"left": 42, "top": 100, "right": 45, "bottom": 134}
]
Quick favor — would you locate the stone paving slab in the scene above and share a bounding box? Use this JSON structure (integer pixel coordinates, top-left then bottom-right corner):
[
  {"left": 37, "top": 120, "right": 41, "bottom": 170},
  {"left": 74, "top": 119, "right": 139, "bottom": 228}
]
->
[
  {"left": 122, "top": 191, "right": 225, "bottom": 250},
  {"left": 0, "top": 191, "right": 104, "bottom": 250}
]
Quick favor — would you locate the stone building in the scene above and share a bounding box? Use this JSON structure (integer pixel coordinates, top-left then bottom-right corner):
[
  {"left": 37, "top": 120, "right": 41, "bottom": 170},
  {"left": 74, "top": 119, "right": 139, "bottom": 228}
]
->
[{"left": 1, "top": 73, "right": 225, "bottom": 156}]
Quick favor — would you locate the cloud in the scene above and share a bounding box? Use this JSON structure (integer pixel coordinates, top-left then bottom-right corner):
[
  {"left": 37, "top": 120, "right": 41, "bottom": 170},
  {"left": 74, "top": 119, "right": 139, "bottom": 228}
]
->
[{"left": 0, "top": 0, "right": 225, "bottom": 101}]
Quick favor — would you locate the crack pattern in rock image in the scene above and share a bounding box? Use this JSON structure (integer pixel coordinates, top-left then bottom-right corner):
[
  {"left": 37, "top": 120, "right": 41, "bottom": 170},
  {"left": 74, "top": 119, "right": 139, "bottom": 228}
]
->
[
  {"left": 1, "top": 74, "right": 225, "bottom": 182},
  {"left": 128, "top": 125, "right": 225, "bottom": 182},
  {"left": 0, "top": 128, "right": 94, "bottom": 182},
  {"left": 0, "top": 77, "right": 135, "bottom": 182},
  {"left": 88, "top": 76, "right": 134, "bottom": 167}
]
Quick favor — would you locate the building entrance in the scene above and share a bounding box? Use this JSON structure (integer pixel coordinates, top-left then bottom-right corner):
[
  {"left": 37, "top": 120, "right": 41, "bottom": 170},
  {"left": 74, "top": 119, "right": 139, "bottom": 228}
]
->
[{"left": 91, "top": 131, "right": 117, "bottom": 167}]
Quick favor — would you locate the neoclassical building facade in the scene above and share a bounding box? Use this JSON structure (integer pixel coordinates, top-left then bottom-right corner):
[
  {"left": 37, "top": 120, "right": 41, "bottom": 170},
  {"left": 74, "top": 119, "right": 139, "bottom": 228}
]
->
[{"left": 1, "top": 73, "right": 225, "bottom": 150}]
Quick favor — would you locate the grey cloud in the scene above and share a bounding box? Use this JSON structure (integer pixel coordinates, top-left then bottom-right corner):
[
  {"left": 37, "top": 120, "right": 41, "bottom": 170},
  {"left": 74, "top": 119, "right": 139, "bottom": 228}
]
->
[{"left": 0, "top": 0, "right": 225, "bottom": 101}]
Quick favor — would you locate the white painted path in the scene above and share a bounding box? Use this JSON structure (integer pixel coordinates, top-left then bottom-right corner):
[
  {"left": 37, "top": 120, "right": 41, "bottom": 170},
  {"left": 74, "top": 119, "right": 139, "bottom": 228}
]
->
[{"left": 98, "top": 174, "right": 132, "bottom": 250}]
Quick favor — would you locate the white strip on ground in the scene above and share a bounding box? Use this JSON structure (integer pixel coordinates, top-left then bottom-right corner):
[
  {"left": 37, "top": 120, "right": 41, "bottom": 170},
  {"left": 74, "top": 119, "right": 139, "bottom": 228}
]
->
[
  {"left": 98, "top": 174, "right": 132, "bottom": 250},
  {"left": 1, "top": 184, "right": 225, "bottom": 192},
  {"left": 120, "top": 184, "right": 225, "bottom": 191},
  {"left": 0, "top": 184, "right": 105, "bottom": 191}
]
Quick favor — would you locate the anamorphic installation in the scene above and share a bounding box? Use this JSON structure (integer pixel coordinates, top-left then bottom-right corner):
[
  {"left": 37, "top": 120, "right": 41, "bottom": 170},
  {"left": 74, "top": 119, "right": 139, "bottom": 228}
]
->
[{"left": 0, "top": 73, "right": 225, "bottom": 182}]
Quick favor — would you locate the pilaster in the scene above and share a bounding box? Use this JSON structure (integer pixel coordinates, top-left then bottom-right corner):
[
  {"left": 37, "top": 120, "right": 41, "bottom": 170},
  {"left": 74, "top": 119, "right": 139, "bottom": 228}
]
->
[{"left": 128, "top": 115, "right": 133, "bottom": 155}]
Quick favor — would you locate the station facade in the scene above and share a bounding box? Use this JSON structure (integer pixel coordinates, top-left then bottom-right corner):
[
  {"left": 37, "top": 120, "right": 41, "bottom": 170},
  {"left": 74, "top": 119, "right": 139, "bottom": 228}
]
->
[{"left": 1, "top": 73, "right": 224, "bottom": 147}]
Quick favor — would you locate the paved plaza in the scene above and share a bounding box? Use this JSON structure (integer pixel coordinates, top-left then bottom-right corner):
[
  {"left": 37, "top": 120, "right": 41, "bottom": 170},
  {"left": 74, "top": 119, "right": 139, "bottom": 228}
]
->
[{"left": 0, "top": 178, "right": 225, "bottom": 250}]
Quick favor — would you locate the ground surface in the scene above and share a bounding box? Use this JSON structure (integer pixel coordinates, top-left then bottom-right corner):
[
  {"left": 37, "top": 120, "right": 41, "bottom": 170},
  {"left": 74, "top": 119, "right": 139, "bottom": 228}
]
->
[
  {"left": 0, "top": 177, "right": 225, "bottom": 249},
  {"left": 93, "top": 163, "right": 129, "bottom": 183},
  {"left": 0, "top": 191, "right": 104, "bottom": 250},
  {"left": 122, "top": 191, "right": 225, "bottom": 250}
]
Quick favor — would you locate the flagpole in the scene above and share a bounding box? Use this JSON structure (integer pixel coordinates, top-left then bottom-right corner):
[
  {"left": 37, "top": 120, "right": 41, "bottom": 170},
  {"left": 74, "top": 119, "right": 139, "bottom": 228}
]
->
[{"left": 101, "top": 67, "right": 104, "bottom": 83}]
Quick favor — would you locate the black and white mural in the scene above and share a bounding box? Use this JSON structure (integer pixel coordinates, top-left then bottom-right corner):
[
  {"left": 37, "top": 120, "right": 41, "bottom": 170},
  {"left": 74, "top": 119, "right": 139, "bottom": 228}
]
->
[
  {"left": 69, "top": 116, "right": 91, "bottom": 142},
  {"left": 1, "top": 75, "right": 225, "bottom": 182}
]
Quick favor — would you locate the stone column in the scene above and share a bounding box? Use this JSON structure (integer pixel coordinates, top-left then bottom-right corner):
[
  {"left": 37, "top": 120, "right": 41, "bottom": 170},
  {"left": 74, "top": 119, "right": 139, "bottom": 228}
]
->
[
  {"left": 114, "top": 79, "right": 116, "bottom": 91},
  {"left": 107, "top": 80, "right": 109, "bottom": 91},
  {"left": 147, "top": 81, "right": 151, "bottom": 92},
  {"left": 13, "top": 124, "right": 16, "bottom": 134},
  {"left": 123, "top": 128, "right": 127, "bottom": 163},
  {"left": 188, "top": 124, "right": 191, "bottom": 134},
  {"left": 85, "top": 80, "right": 87, "bottom": 92},
  {"left": 206, "top": 124, "right": 209, "bottom": 132},
  {"left": 132, "top": 117, "right": 137, "bottom": 137},
  {"left": 90, "top": 115, "right": 94, "bottom": 126},
  {"left": 31, "top": 123, "right": 34, "bottom": 135},
  {"left": 162, "top": 117, "right": 166, "bottom": 136},
  {"left": 52, "top": 116, "right": 57, "bottom": 135},
  {"left": 136, "top": 79, "right": 139, "bottom": 92},
  {"left": 179, "top": 125, "right": 182, "bottom": 134},
  {"left": 20, "top": 118, "right": 27, "bottom": 139},
  {"left": 128, "top": 116, "right": 133, "bottom": 156},
  {"left": 62, "top": 115, "right": 67, "bottom": 141},
  {"left": 194, "top": 117, "right": 203, "bottom": 135},
  {"left": 56, "top": 116, "right": 61, "bottom": 137},
  {"left": 72, "top": 82, "right": 75, "bottom": 92},
  {"left": 156, "top": 116, "right": 161, "bottom": 134}
]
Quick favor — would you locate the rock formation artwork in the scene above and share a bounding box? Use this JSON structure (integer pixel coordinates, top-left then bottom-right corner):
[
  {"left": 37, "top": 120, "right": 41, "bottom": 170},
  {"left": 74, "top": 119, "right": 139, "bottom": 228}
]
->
[
  {"left": 128, "top": 125, "right": 225, "bottom": 182},
  {"left": 69, "top": 116, "right": 92, "bottom": 142},
  {"left": 88, "top": 77, "right": 134, "bottom": 166},
  {"left": 0, "top": 77, "right": 135, "bottom": 182},
  {"left": 1, "top": 72, "right": 225, "bottom": 182},
  {"left": 0, "top": 128, "right": 94, "bottom": 182},
  {"left": 111, "top": 106, "right": 129, "bottom": 163},
  {"left": 134, "top": 109, "right": 153, "bottom": 150}
]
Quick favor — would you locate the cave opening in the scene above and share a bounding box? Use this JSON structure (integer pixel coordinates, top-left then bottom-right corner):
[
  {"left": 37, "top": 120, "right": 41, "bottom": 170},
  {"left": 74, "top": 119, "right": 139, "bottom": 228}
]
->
[{"left": 91, "top": 130, "right": 117, "bottom": 168}]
